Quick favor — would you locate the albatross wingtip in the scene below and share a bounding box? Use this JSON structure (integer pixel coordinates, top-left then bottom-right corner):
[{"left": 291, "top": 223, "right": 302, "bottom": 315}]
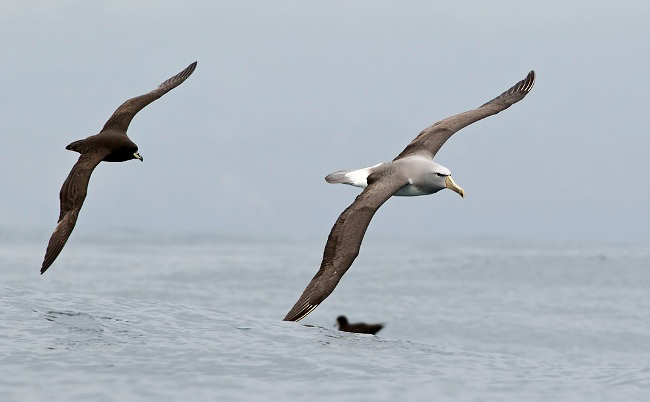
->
[
  {"left": 168, "top": 61, "right": 198, "bottom": 85},
  {"left": 283, "top": 303, "right": 319, "bottom": 322},
  {"left": 40, "top": 256, "right": 54, "bottom": 274},
  {"left": 181, "top": 61, "right": 198, "bottom": 78},
  {"left": 283, "top": 311, "right": 306, "bottom": 322},
  {"left": 523, "top": 70, "right": 536, "bottom": 92}
]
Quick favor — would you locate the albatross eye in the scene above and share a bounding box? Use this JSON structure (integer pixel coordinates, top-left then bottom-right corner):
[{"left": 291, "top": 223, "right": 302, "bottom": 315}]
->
[{"left": 436, "top": 173, "right": 447, "bottom": 177}]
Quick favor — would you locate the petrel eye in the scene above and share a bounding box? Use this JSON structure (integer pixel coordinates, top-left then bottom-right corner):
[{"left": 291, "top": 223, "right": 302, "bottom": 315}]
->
[{"left": 436, "top": 173, "right": 447, "bottom": 177}]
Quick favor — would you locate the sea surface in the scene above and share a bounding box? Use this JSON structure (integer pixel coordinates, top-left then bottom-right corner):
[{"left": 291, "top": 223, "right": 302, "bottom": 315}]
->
[{"left": 2, "top": 230, "right": 650, "bottom": 401}]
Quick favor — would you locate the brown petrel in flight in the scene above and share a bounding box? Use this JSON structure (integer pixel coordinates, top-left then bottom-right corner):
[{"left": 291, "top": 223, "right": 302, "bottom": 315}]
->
[{"left": 40, "top": 61, "right": 197, "bottom": 274}]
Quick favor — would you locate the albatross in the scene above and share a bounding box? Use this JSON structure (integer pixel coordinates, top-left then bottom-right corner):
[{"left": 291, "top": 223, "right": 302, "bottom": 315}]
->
[
  {"left": 283, "top": 70, "right": 535, "bottom": 321},
  {"left": 40, "top": 61, "right": 197, "bottom": 274}
]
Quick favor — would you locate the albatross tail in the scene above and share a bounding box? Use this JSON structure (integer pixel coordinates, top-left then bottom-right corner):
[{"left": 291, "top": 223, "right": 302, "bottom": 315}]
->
[{"left": 324, "top": 163, "right": 383, "bottom": 187}]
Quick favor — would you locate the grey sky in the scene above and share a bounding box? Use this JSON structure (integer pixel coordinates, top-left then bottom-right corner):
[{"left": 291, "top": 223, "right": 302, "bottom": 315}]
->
[{"left": 1, "top": 1, "right": 649, "bottom": 242}]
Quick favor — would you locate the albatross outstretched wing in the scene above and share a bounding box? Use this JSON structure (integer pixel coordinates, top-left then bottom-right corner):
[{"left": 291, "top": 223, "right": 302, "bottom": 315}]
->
[
  {"left": 283, "top": 174, "right": 409, "bottom": 321},
  {"left": 394, "top": 70, "right": 535, "bottom": 161},
  {"left": 40, "top": 150, "right": 110, "bottom": 274},
  {"left": 100, "top": 61, "right": 197, "bottom": 133}
]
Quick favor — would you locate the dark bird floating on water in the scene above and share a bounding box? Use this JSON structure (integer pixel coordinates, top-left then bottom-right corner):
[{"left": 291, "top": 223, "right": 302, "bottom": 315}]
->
[
  {"left": 40, "top": 62, "right": 197, "bottom": 274},
  {"left": 336, "top": 315, "right": 384, "bottom": 335},
  {"left": 283, "top": 70, "right": 536, "bottom": 321}
]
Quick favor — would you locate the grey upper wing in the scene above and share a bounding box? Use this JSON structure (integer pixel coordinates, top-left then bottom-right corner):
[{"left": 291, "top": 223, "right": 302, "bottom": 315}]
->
[
  {"left": 283, "top": 174, "right": 409, "bottom": 322},
  {"left": 394, "top": 70, "right": 535, "bottom": 161},
  {"left": 100, "top": 61, "right": 197, "bottom": 133},
  {"left": 40, "top": 151, "right": 108, "bottom": 274}
]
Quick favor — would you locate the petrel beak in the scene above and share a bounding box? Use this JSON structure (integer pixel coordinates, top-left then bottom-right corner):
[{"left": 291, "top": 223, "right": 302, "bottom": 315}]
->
[
  {"left": 134, "top": 152, "right": 143, "bottom": 162},
  {"left": 445, "top": 175, "right": 464, "bottom": 198}
]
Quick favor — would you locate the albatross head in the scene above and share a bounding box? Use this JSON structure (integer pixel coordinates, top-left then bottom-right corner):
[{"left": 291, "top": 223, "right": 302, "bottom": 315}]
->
[{"left": 431, "top": 163, "right": 464, "bottom": 198}]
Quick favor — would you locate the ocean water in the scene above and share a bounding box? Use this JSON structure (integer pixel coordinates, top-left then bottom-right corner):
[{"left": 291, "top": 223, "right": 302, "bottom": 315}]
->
[{"left": 2, "top": 231, "right": 650, "bottom": 401}]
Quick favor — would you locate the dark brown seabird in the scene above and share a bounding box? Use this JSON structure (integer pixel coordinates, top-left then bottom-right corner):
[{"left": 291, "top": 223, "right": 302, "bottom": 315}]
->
[
  {"left": 283, "top": 70, "right": 536, "bottom": 321},
  {"left": 40, "top": 61, "right": 197, "bottom": 274},
  {"left": 336, "top": 315, "right": 384, "bottom": 335}
]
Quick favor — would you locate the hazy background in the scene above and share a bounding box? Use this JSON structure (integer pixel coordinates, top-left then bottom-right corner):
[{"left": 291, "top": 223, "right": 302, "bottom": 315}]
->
[{"left": 1, "top": 0, "right": 649, "bottom": 244}]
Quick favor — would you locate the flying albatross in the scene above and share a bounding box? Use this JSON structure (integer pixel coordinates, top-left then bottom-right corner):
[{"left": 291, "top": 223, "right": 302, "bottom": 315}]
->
[
  {"left": 283, "top": 70, "right": 535, "bottom": 321},
  {"left": 40, "top": 61, "right": 197, "bottom": 274}
]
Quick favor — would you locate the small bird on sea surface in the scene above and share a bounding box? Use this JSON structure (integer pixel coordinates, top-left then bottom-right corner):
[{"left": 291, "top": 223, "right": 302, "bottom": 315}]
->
[
  {"left": 336, "top": 315, "right": 384, "bottom": 335},
  {"left": 40, "top": 62, "right": 197, "bottom": 274},
  {"left": 283, "top": 70, "right": 536, "bottom": 321}
]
